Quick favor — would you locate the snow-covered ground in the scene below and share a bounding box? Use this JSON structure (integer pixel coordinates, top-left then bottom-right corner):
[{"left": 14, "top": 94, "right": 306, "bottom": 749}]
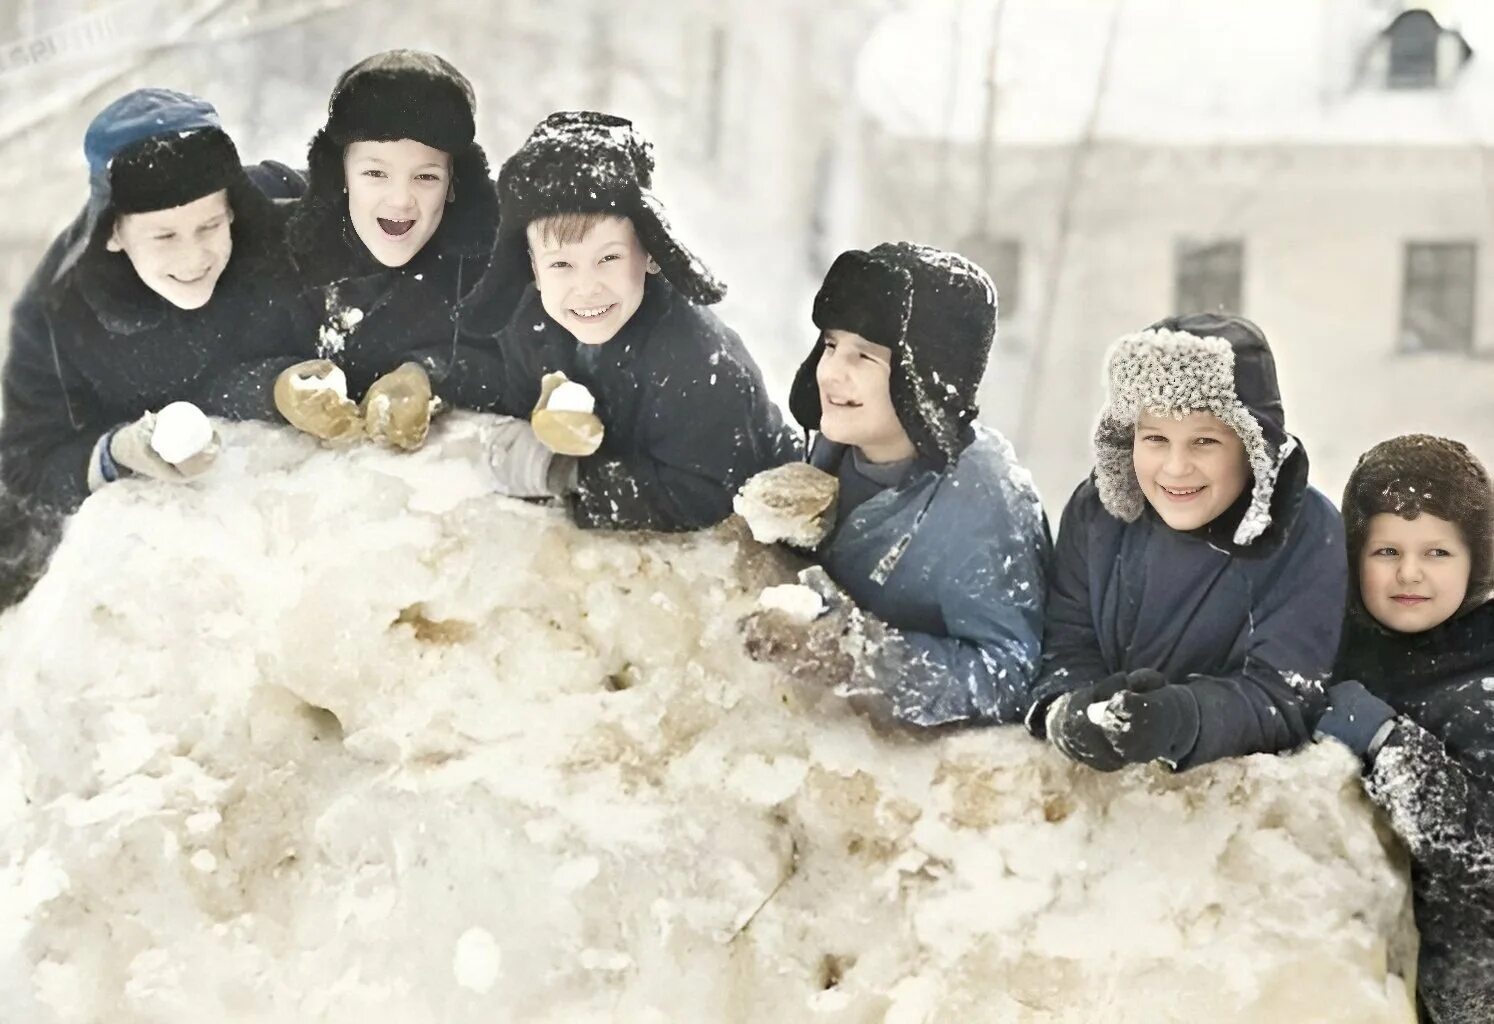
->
[{"left": 0, "top": 417, "right": 1416, "bottom": 1022}]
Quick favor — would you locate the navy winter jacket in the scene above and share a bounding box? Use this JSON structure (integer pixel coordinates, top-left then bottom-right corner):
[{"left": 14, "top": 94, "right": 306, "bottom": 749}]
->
[
  {"left": 490, "top": 276, "right": 799, "bottom": 532},
  {"left": 1034, "top": 450, "right": 1347, "bottom": 768}
]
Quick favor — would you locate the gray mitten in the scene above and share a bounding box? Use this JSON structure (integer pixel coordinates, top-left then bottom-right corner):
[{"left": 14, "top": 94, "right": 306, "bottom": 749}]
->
[{"left": 488, "top": 416, "right": 576, "bottom": 498}]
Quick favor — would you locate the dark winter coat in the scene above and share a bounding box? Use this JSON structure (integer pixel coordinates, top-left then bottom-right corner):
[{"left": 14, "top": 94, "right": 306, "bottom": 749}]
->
[
  {"left": 282, "top": 173, "right": 505, "bottom": 411},
  {"left": 491, "top": 276, "right": 799, "bottom": 531},
  {"left": 0, "top": 161, "right": 308, "bottom": 515},
  {"left": 809, "top": 425, "right": 1049, "bottom": 727},
  {"left": 1029, "top": 313, "right": 1347, "bottom": 768},
  {"left": 1033, "top": 448, "right": 1346, "bottom": 769},
  {"left": 1338, "top": 601, "right": 1494, "bottom": 1024}
]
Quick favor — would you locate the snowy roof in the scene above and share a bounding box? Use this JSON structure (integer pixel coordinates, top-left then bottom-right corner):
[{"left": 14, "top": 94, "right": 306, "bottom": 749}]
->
[{"left": 855, "top": 0, "right": 1494, "bottom": 145}]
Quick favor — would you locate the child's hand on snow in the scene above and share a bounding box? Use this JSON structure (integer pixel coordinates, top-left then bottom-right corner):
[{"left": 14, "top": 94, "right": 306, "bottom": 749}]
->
[
  {"left": 1099, "top": 677, "right": 1200, "bottom": 769},
  {"left": 487, "top": 415, "right": 576, "bottom": 498},
  {"left": 274, "top": 359, "right": 364, "bottom": 444},
  {"left": 740, "top": 600, "right": 856, "bottom": 686},
  {"left": 95, "top": 412, "right": 220, "bottom": 489},
  {"left": 1314, "top": 681, "right": 1398, "bottom": 764},
  {"left": 362, "top": 362, "right": 440, "bottom": 452},
  {"left": 1045, "top": 671, "right": 1133, "bottom": 771},
  {"left": 531, "top": 371, "right": 604, "bottom": 457}
]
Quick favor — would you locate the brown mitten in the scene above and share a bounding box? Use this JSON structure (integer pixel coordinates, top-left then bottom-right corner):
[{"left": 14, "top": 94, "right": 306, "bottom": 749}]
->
[
  {"left": 274, "top": 359, "right": 364, "bottom": 444},
  {"left": 733, "top": 462, "right": 840, "bottom": 548},
  {"left": 531, "top": 371, "right": 604, "bottom": 457},
  {"left": 362, "top": 362, "right": 440, "bottom": 452}
]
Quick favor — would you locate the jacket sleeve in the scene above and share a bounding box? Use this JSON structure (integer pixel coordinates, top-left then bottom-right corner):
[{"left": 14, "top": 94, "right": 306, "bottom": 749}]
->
[
  {"left": 571, "top": 335, "right": 787, "bottom": 533},
  {"left": 409, "top": 337, "right": 509, "bottom": 414},
  {"left": 0, "top": 292, "right": 108, "bottom": 512},
  {"left": 1177, "top": 491, "right": 1345, "bottom": 768},
  {"left": 861, "top": 522, "right": 1049, "bottom": 728},
  {"left": 1029, "top": 479, "right": 1112, "bottom": 717},
  {"left": 246, "top": 161, "right": 307, "bottom": 200},
  {"left": 1367, "top": 718, "right": 1494, "bottom": 880}
]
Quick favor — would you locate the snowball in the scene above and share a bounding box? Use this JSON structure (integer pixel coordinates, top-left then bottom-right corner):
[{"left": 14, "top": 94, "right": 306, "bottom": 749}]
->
[
  {"left": 453, "top": 927, "right": 502, "bottom": 993},
  {"left": 547, "top": 380, "right": 596, "bottom": 415},
  {"left": 733, "top": 463, "right": 839, "bottom": 548},
  {"left": 289, "top": 364, "right": 348, "bottom": 398},
  {"left": 149, "top": 402, "right": 214, "bottom": 464},
  {"left": 757, "top": 584, "right": 826, "bottom": 624}
]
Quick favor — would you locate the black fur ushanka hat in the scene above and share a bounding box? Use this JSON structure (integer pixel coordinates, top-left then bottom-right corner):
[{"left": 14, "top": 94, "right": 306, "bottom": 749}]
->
[
  {"left": 286, "top": 49, "right": 498, "bottom": 283},
  {"left": 493, "top": 111, "right": 725, "bottom": 306},
  {"left": 787, "top": 241, "right": 997, "bottom": 469}
]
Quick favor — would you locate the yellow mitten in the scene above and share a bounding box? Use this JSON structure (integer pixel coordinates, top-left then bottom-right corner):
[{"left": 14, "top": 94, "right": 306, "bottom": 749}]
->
[
  {"left": 530, "top": 371, "right": 604, "bottom": 457},
  {"left": 274, "top": 359, "right": 364, "bottom": 444},
  {"left": 362, "top": 362, "right": 440, "bottom": 452}
]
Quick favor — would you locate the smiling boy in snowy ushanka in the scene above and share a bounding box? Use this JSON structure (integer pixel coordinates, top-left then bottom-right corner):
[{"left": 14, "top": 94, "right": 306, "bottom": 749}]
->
[
  {"left": 740, "top": 242, "right": 1050, "bottom": 729},
  {"left": 473, "top": 111, "right": 797, "bottom": 532},
  {"left": 1028, "top": 314, "right": 1347, "bottom": 772}
]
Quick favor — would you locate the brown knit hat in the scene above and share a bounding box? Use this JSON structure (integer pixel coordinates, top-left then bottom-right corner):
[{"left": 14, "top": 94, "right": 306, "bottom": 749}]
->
[{"left": 1342, "top": 434, "right": 1493, "bottom": 616}]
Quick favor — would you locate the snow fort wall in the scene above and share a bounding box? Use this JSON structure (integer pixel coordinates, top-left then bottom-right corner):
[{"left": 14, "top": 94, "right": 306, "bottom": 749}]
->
[{"left": 0, "top": 415, "right": 1416, "bottom": 1023}]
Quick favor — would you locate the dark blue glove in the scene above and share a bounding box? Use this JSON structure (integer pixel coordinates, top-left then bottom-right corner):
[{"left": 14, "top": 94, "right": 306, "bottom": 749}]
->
[
  {"left": 1046, "top": 672, "right": 1132, "bottom": 772},
  {"left": 1104, "top": 680, "right": 1202, "bottom": 769},
  {"left": 1314, "top": 681, "right": 1397, "bottom": 763}
]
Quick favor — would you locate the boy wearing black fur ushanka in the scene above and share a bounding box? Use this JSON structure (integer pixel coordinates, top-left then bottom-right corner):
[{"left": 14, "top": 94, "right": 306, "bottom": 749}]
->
[
  {"left": 0, "top": 88, "right": 305, "bottom": 605},
  {"left": 1316, "top": 435, "right": 1494, "bottom": 1024},
  {"left": 474, "top": 112, "right": 797, "bottom": 531},
  {"left": 740, "top": 243, "right": 1049, "bottom": 728},
  {"left": 1028, "top": 313, "right": 1346, "bottom": 772},
  {"left": 275, "top": 50, "right": 505, "bottom": 452}
]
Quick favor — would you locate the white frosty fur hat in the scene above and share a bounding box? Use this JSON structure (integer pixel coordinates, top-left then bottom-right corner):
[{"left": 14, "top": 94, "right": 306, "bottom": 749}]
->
[{"left": 1093, "top": 323, "right": 1298, "bottom": 547}]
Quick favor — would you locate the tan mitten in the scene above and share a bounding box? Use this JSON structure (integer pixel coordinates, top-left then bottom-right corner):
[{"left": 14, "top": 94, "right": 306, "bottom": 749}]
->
[
  {"left": 530, "top": 371, "right": 604, "bottom": 457},
  {"left": 362, "top": 362, "right": 440, "bottom": 452},
  {"left": 733, "top": 462, "right": 840, "bottom": 548},
  {"left": 274, "top": 359, "right": 364, "bottom": 444}
]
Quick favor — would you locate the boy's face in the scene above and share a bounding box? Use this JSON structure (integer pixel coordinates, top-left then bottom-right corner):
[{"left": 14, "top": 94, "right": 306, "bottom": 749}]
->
[
  {"left": 1132, "top": 410, "right": 1250, "bottom": 532},
  {"left": 815, "top": 329, "right": 916, "bottom": 463},
  {"left": 527, "top": 215, "right": 653, "bottom": 345},
  {"left": 107, "top": 189, "right": 233, "bottom": 310},
  {"left": 343, "top": 139, "right": 451, "bottom": 267},
  {"left": 1359, "top": 512, "right": 1470, "bottom": 633}
]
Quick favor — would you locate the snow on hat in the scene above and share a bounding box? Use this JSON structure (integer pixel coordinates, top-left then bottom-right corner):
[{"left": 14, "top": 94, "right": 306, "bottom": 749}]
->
[
  {"left": 1343, "top": 434, "right": 1494, "bottom": 616},
  {"left": 55, "top": 88, "right": 243, "bottom": 281},
  {"left": 788, "top": 242, "right": 997, "bottom": 468},
  {"left": 288, "top": 49, "right": 496, "bottom": 282},
  {"left": 1093, "top": 313, "right": 1298, "bottom": 548},
  {"left": 494, "top": 111, "right": 726, "bottom": 306}
]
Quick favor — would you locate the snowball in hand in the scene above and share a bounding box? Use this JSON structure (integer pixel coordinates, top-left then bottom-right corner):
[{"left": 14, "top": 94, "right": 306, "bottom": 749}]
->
[
  {"left": 757, "top": 583, "right": 827, "bottom": 623},
  {"left": 733, "top": 463, "right": 840, "bottom": 548},
  {"left": 290, "top": 363, "right": 349, "bottom": 398},
  {"left": 546, "top": 380, "right": 596, "bottom": 415},
  {"left": 149, "top": 402, "right": 214, "bottom": 464}
]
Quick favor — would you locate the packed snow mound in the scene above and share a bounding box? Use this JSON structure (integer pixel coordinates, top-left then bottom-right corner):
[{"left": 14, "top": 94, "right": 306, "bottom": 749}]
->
[{"left": 0, "top": 415, "right": 1416, "bottom": 1023}]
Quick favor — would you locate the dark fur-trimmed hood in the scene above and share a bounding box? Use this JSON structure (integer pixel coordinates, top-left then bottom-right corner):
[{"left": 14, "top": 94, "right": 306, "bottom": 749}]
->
[{"left": 1093, "top": 313, "right": 1302, "bottom": 550}]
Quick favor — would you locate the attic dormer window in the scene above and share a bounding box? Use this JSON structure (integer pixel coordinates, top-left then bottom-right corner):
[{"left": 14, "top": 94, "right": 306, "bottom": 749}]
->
[
  {"left": 1388, "top": 10, "right": 1440, "bottom": 88},
  {"left": 1381, "top": 9, "right": 1473, "bottom": 90}
]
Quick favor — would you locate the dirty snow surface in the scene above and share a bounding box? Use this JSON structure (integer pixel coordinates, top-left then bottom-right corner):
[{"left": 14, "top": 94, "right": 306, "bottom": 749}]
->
[{"left": 0, "top": 415, "right": 1417, "bottom": 1023}]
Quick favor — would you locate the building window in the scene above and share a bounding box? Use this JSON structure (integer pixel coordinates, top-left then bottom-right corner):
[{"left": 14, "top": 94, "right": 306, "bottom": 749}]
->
[
  {"left": 1174, "top": 238, "right": 1243, "bottom": 315},
  {"left": 959, "top": 235, "right": 1021, "bottom": 319},
  {"left": 1400, "top": 242, "right": 1477, "bottom": 354},
  {"left": 1387, "top": 10, "right": 1441, "bottom": 89}
]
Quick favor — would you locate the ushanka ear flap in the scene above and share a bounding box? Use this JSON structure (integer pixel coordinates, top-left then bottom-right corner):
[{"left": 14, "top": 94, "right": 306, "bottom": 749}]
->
[
  {"left": 790, "top": 253, "right": 914, "bottom": 433},
  {"left": 628, "top": 191, "right": 726, "bottom": 305}
]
